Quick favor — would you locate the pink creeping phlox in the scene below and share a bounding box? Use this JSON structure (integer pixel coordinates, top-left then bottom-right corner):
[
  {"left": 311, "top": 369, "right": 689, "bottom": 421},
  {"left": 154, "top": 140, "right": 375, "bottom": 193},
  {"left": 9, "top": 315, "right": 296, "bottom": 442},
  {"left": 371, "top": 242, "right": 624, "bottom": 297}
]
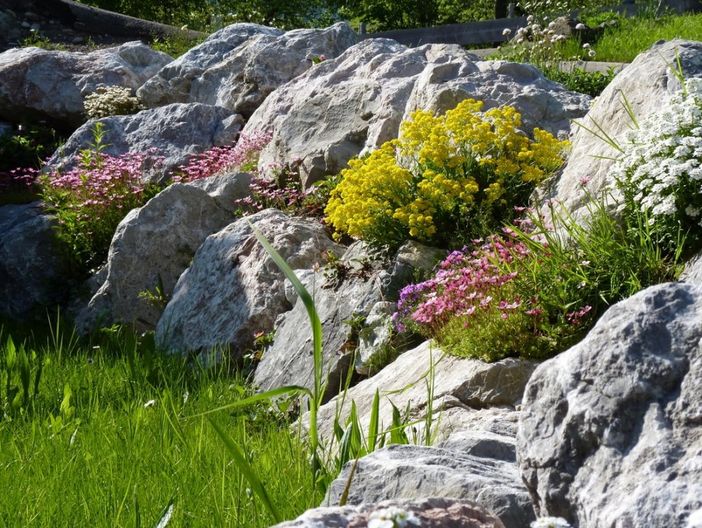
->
[
  {"left": 173, "top": 131, "right": 273, "bottom": 182},
  {"left": 393, "top": 224, "right": 592, "bottom": 339}
]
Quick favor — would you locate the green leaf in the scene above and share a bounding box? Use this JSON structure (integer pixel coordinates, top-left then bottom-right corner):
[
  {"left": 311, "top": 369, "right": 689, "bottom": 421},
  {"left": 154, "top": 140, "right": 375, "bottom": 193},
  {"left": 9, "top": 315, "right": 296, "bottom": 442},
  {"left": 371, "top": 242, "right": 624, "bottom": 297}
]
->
[
  {"left": 190, "top": 385, "right": 312, "bottom": 418},
  {"left": 367, "top": 389, "right": 380, "bottom": 452},
  {"left": 208, "top": 417, "right": 281, "bottom": 523}
]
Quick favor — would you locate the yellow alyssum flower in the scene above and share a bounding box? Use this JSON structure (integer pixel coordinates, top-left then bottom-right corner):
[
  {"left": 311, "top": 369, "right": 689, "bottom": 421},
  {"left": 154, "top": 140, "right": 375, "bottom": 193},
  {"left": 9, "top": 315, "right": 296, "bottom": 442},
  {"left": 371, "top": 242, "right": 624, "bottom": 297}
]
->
[{"left": 325, "top": 99, "right": 569, "bottom": 246}]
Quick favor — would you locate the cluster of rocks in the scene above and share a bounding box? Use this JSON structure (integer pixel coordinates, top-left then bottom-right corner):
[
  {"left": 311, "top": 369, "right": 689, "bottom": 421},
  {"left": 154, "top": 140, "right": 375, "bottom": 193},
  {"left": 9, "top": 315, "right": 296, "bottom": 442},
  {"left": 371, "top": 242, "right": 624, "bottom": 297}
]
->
[{"left": 0, "top": 15, "right": 701, "bottom": 526}]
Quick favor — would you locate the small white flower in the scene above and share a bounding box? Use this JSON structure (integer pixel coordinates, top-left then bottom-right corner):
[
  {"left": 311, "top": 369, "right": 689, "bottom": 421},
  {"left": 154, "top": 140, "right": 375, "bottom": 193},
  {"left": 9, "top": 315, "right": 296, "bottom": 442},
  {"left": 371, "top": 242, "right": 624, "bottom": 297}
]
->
[
  {"left": 582, "top": 42, "right": 590, "bottom": 49},
  {"left": 502, "top": 28, "right": 512, "bottom": 36},
  {"left": 368, "top": 507, "right": 421, "bottom": 528},
  {"left": 531, "top": 517, "right": 572, "bottom": 528},
  {"left": 588, "top": 50, "right": 596, "bottom": 58},
  {"left": 144, "top": 399, "right": 156, "bottom": 408},
  {"left": 575, "top": 23, "right": 586, "bottom": 30}
]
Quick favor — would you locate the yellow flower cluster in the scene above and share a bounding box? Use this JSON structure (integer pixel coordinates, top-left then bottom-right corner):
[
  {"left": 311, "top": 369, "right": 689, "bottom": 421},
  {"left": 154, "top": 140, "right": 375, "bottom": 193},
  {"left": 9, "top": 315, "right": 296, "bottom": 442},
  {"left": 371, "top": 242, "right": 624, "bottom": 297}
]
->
[{"left": 325, "top": 99, "right": 569, "bottom": 246}]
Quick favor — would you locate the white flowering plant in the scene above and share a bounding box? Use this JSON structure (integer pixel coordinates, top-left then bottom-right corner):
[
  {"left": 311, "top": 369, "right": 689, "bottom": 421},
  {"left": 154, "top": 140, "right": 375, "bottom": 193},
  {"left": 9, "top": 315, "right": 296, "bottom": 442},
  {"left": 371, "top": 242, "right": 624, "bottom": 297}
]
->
[
  {"left": 613, "top": 76, "right": 702, "bottom": 255},
  {"left": 530, "top": 517, "right": 572, "bottom": 528},
  {"left": 368, "top": 507, "right": 421, "bottom": 528},
  {"left": 83, "top": 85, "right": 143, "bottom": 119}
]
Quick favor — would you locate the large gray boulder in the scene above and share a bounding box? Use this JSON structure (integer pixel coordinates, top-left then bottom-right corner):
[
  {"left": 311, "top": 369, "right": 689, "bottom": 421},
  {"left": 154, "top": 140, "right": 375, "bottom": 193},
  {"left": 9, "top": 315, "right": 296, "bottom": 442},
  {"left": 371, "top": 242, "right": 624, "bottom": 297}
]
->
[
  {"left": 545, "top": 39, "right": 702, "bottom": 216},
  {"left": 244, "top": 39, "right": 589, "bottom": 187},
  {"left": 274, "top": 498, "right": 506, "bottom": 528},
  {"left": 45, "top": 103, "right": 244, "bottom": 180},
  {"left": 325, "top": 444, "right": 535, "bottom": 528},
  {"left": 253, "top": 240, "right": 444, "bottom": 397},
  {"left": 185, "top": 23, "right": 356, "bottom": 118},
  {"left": 518, "top": 282, "right": 702, "bottom": 527},
  {"left": 0, "top": 42, "right": 171, "bottom": 127},
  {"left": 156, "top": 209, "right": 339, "bottom": 355},
  {"left": 75, "top": 184, "right": 233, "bottom": 332},
  {"left": 0, "top": 202, "right": 70, "bottom": 319},
  {"left": 137, "top": 23, "right": 281, "bottom": 108},
  {"left": 313, "top": 340, "right": 535, "bottom": 445}
]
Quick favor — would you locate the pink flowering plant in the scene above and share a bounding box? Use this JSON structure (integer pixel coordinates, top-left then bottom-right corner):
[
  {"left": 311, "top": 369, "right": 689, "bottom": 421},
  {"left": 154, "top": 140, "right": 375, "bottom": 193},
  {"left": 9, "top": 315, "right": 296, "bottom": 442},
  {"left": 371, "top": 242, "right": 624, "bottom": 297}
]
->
[
  {"left": 173, "top": 131, "right": 273, "bottom": 183},
  {"left": 40, "top": 124, "right": 162, "bottom": 272},
  {"left": 394, "top": 199, "right": 681, "bottom": 361}
]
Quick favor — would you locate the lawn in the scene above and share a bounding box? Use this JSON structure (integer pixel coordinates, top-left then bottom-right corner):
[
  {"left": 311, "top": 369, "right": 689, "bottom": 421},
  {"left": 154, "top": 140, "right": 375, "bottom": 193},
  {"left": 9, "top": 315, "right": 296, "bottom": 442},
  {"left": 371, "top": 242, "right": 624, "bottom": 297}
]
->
[{"left": 0, "top": 323, "right": 316, "bottom": 527}]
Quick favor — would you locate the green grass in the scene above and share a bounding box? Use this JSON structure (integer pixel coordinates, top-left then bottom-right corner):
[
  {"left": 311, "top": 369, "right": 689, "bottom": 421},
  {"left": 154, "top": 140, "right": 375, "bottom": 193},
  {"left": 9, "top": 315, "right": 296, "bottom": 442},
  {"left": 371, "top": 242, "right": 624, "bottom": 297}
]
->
[
  {"left": 0, "top": 323, "right": 316, "bottom": 527},
  {"left": 591, "top": 13, "right": 702, "bottom": 62}
]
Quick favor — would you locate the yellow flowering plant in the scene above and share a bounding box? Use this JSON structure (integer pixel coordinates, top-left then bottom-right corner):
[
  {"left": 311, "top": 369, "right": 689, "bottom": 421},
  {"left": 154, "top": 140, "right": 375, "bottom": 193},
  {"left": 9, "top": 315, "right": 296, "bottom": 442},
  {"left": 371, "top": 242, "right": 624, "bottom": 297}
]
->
[{"left": 325, "top": 98, "right": 569, "bottom": 248}]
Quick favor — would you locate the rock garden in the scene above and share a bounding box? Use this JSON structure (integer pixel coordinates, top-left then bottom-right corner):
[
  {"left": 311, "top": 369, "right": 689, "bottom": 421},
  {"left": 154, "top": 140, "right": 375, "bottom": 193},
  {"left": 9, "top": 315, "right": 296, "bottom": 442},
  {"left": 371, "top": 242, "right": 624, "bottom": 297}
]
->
[{"left": 0, "top": 3, "right": 701, "bottom": 527}]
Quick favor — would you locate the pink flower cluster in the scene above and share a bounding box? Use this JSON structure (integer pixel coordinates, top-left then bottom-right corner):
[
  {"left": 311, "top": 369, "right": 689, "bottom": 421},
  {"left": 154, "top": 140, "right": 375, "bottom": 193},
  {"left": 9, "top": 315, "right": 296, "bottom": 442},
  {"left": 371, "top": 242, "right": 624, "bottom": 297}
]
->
[
  {"left": 394, "top": 233, "right": 532, "bottom": 334},
  {"left": 0, "top": 167, "right": 40, "bottom": 191},
  {"left": 234, "top": 174, "right": 309, "bottom": 214},
  {"left": 44, "top": 150, "right": 162, "bottom": 211},
  {"left": 174, "top": 131, "right": 273, "bottom": 182},
  {"left": 393, "top": 228, "right": 593, "bottom": 337}
]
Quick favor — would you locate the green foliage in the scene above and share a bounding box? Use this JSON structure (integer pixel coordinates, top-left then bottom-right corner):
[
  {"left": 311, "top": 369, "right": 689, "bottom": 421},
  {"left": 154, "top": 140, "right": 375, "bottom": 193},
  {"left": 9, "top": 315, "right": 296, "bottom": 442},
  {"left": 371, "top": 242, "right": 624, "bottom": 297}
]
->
[
  {"left": 39, "top": 123, "right": 163, "bottom": 273},
  {"left": 542, "top": 66, "right": 617, "bottom": 96},
  {"left": 326, "top": 99, "right": 568, "bottom": 249},
  {"left": 21, "top": 28, "right": 67, "bottom": 50},
  {"left": 0, "top": 322, "right": 316, "bottom": 527},
  {"left": 0, "top": 122, "right": 62, "bottom": 171},
  {"left": 150, "top": 31, "right": 205, "bottom": 58},
  {"left": 591, "top": 12, "right": 702, "bottom": 62},
  {"left": 494, "top": 201, "right": 682, "bottom": 357},
  {"left": 79, "top": 0, "right": 340, "bottom": 31},
  {"left": 395, "top": 198, "right": 682, "bottom": 362}
]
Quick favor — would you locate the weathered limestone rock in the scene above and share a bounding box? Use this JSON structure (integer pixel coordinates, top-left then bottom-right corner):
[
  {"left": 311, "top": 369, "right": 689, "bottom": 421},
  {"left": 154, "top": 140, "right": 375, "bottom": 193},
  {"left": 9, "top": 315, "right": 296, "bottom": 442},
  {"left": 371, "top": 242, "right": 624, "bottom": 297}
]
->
[
  {"left": 0, "top": 202, "right": 70, "bottom": 319},
  {"left": 0, "top": 42, "right": 171, "bottom": 127},
  {"left": 137, "top": 23, "right": 281, "bottom": 108},
  {"left": 313, "top": 340, "right": 536, "bottom": 444},
  {"left": 325, "top": 445, "right": 534, "bottom": 528},
  {"left": 188, "top": 23, "right": 357, "bottom": 118},
  {"left": 45, "top": 103, "right": 243, "bottom": 180},
  {"left": 403, "top": 58, "right": 588, "bottom": 136},
  {"left": 155, "top": 209, "right": 339, "bottom": 356},
  {"left": 273, "top": 498, "right": 506, "bottom": 528},
  {"left": 518, "top": 282, "right": 702, "bottom": 527},
  {"left": 545, "top": 39, "right": 702, "bottom": 216},
  {"left": 185, "top": 171, "right": 252, "bottom": 212},
  {"left": 75, "top": 184, "right": 232, "bottom": 332},
  {"left": 244, "top": 39, "right": 589, "bottom": 187},
  {"left": 253, "top": 241, "right": 443, "bottom": 397}
]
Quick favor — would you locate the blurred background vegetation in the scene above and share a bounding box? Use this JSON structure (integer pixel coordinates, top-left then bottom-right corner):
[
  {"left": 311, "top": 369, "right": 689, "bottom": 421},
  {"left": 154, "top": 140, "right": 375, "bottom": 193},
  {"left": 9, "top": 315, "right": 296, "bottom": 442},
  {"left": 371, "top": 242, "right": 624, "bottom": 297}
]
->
[{"left": 77, "top": 0, "right": 497, "bottom": 32}]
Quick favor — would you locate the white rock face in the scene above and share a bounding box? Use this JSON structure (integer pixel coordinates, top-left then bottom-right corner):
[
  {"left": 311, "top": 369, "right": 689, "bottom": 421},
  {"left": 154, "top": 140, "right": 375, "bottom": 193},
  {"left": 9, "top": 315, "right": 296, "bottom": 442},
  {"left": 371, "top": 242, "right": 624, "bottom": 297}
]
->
[
  {"left": 0, "top": 42, "right": 171, "bottom": 127},
  {"left": 544, "top": 39, "right": 702, "bottom": 216},
  {"left": 325, "top": 444, "right": 534, "bottom": 528},
  {"left": 76, "top": 184, "right": 233, "bottom": 332},
  {"left": 518, "top": 282, "right": 702, "bottom": 527},
  {"left": 155, "top": 209, "right": 339, "bottom": 355},
  {"left": 137, "top": 23, "right": 281, "bottom": 107},
  {"left": 45, "top": 103, "right": 244, "bottom": 180},
  {"left": 244, "top": 39, "right": 590, "bottom": 187},
  {"left": 273, "top": 498, "right": 506, "bottom": 528},
  {"left": 138, "top": 23, "right": 356, "bottom": 117},
  {"left": 313, "top": 340, "right": 536, "bottom": 446},
  {"left": 187, "top": 23, "right": 357, "bottom": 118},
  {"left": 253, "top": 241, "right": 444, "bottom": 397}
]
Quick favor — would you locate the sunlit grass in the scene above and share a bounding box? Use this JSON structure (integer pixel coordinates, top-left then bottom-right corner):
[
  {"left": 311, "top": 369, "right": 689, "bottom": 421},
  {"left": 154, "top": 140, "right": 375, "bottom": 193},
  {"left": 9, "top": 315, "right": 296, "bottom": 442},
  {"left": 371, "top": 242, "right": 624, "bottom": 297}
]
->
[
  {"left": 586, "top": 13, "right": 702, "bottom": 63},
  {"left": 0, "top": 323, "right": 316, "bottom": 527}
]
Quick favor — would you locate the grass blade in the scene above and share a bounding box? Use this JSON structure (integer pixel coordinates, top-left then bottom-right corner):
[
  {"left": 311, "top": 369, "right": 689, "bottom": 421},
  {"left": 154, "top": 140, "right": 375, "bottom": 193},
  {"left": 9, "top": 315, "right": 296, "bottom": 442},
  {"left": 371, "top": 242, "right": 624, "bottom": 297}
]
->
[
  {"left": 208, "top": 417, "right": 282, "bottom": 523},
  {"left": 191, "top": 385, "right": 312, "bottom": 418},
  {"left": 367, "top": 389, "right": 380, "bottom": 452}
]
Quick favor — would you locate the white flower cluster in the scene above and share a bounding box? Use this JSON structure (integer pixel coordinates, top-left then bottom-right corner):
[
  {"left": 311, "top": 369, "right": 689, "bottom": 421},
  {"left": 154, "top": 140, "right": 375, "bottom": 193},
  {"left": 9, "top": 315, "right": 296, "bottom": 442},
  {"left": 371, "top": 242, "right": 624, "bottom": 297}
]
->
[
  {"left": 83, "top": 85, "right": 143, "bottom": 119},
  {"left": 368, "top": 507, "right": 421, "bottom": 528},
  {"left": 612, "top": 77, "right": 702, "bottom": 233},
  {"left": 530, "top": 517, "right": 572, "bottom": 528}
]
